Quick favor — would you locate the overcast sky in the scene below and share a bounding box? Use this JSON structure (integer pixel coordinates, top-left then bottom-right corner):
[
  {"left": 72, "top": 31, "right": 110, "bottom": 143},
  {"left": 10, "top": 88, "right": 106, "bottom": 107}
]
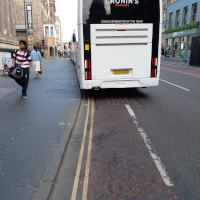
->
[{"left": 55, "top": 0, "right": 78, "bottom": 43}]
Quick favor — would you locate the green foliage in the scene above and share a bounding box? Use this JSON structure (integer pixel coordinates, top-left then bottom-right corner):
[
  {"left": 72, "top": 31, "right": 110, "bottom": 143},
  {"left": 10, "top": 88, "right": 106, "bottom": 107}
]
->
[
  {"left": 178, "top": 26, "right": 181, "bottom": 31},
  {"left": 186, "top": 24, "right": 190, "bottom": 29},
  {"left": 164, "top": 29, "right": 169, "bottom": 34},
  {"left": 164, "top": 21, "right": 199, "bottom": 34}
]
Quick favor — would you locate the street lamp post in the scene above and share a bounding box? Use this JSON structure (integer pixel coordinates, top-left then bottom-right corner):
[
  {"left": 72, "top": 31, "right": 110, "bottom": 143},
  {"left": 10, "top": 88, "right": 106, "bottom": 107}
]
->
[
  {"left": 51, "top": 6, "right": 56, "bottom": 57},
  {"left": 24, "top": 0, "right": 28, "bottom": 49}
]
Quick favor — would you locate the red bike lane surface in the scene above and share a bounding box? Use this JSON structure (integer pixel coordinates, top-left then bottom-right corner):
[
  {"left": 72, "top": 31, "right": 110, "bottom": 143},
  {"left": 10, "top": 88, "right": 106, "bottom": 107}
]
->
[
  {"left": 86, "top": 104, "right": 178, "bottom": 200},
  {"left": 161, "top": 64, "right": 200, "bottom": 77}
]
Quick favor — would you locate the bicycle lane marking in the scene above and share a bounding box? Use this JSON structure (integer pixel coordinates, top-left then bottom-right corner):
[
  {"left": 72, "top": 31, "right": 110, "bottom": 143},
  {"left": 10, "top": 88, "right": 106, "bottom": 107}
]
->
[
  {"left": 160, "top": 79, "right": 190, "bottom": 92},
  {"left": 86, "top": 101, "right": 177, "bottom": 199},
  {"left": 125, "top": 105, "right": 173, "bottom": 187}
]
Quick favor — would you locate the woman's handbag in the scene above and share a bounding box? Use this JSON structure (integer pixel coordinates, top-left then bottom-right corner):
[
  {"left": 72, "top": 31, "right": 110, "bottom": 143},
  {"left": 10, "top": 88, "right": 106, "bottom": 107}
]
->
[
  {"left": 8, "top": 66, "right": 23, "bottom": 79},
  {"left": 39, "top": 67, "right": 42, "bottom": 74},
  {"left": 9, "top": 50, "right": 27, "bottom": 79}
]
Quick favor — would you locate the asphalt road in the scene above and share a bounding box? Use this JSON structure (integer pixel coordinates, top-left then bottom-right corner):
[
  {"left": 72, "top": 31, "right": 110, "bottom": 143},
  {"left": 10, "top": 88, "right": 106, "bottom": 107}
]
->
[{"left": 49, "top": 63, "right": 200, "bottom": 200}]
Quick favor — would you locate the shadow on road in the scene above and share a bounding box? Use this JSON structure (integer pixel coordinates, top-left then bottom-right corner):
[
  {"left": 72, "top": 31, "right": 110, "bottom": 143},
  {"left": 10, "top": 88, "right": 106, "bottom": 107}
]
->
[{"left": 91, "top": 88, "right": 148, "bottom": 98}]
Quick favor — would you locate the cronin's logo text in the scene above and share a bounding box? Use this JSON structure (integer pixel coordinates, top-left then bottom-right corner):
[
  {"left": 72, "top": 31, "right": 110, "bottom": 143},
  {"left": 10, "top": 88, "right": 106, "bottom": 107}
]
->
[{"left": 105, "top": 0, "right": 139, "bottom": 4}]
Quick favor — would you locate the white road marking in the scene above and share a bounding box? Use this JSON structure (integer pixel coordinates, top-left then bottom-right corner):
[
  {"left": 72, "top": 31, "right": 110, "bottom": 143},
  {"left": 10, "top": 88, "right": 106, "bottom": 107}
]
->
[
  {"left": 125, "top": 105, "right": 174, "bottom": 187},
  {"left": 160, "top": 79, "right": 190, "bottom": 92},
  {"left": 71, "top": 98, "right": 90, "bottom": 200}
]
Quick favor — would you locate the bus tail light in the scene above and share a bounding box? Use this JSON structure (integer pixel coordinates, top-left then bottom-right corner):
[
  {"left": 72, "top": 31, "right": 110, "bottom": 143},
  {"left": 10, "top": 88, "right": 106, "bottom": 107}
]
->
[
  {"left": 85, "top": 59, "right": 91, "bottom": 80},
  {"left": 151, "top": 58, "right": 157, "bottom": 77},
  {"left": 151, "top": 69, "right": 156, "bottom": 77}
]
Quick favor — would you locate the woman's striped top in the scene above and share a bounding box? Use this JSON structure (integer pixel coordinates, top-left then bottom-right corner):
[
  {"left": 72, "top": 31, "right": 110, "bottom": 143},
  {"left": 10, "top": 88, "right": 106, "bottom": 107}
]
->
[{"left": 13, "top": 50, "right": 32, "bottom": 68}]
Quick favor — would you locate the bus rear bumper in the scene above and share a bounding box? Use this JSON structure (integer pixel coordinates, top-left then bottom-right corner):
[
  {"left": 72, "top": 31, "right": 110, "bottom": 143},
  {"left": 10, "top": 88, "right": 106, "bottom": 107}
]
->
[{"left": 80, "top": 78, "right": 159, "bottom": 89}]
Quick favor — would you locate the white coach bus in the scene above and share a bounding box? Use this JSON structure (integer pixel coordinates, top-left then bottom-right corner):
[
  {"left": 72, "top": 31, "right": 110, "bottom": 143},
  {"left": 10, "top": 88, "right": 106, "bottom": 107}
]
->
[
  {"left": 70, "top": 32, "right": 78, "bottom": 64},
  {"left": 76, "top": 0, "right": 162, "bottom": 89}
]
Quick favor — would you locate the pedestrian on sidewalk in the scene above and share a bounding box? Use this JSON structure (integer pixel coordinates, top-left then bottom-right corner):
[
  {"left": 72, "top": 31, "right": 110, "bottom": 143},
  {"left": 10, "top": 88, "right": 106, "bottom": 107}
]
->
[
  {"left": 12, "top": 40, "right": 32, "bottom": 98},
  {"left": 31, "top": 46, "right": 42, "bottom": 78},
  {"left": 60, "top": 50, "right": 63, "bottom": 58},
  {"left": 161, "top": 46, "right": 165, "bottom": 60},
  {"left": 164, "top": 47, "right": 169, "bottom": 60},
  {"left": 58, "top": 50, "right": 60, "bottom": 58},
  {"left": 64, "top": 50, "right": 67, "bottom": 58}
]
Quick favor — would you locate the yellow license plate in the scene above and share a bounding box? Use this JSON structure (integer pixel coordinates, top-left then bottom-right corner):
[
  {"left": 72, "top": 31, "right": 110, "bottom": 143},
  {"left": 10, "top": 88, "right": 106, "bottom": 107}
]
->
[{"left": 113, "top": 70, "right": 130, "bottom": 75}]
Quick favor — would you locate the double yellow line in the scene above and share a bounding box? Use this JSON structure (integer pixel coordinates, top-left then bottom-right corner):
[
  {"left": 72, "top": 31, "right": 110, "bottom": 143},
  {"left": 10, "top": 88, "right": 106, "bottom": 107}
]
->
[{"left": 71, "top": 96, "right": 95, "bottom": 200}]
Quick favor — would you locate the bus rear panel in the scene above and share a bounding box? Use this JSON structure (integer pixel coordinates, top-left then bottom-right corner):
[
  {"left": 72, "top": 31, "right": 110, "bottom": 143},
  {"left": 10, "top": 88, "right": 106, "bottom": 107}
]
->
[{"left": 77, "top": 0, "right": 162, "bottom": 89}]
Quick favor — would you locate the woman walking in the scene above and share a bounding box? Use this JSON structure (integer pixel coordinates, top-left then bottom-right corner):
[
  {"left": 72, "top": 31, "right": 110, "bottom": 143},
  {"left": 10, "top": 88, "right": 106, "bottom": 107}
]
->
[
  {"left": 12, "top": 40, "right": 32, "bottom": 98},
  {"left": 31, "top": 46, "right": 42, "bottom": 78}
]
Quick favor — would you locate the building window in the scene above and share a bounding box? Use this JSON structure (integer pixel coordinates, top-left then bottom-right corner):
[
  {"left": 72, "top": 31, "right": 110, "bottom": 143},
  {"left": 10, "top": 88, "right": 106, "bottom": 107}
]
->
[
  {"left": 183, "top": 6, "right": 188, "bottom": 25},
  {"left": 169, "top": 12, "right": 173, "bottom": 28},
  {"left": 50, "top": 27, "right": 54, "bottom": 37},
  {"left": 27, "top": 5, "right": 33, "bottom": 29},
  {"left": 45, "top": 26, "right": 49, "bottom": 36},
  {"left": 176, "top": 10, "right": 180, "bottom": 27},
  {"left": 192, "top": 3, "right": 197, "bottom": 22},
  {"left": 44, "top": 26, "right": 54, "bottom": 37}
]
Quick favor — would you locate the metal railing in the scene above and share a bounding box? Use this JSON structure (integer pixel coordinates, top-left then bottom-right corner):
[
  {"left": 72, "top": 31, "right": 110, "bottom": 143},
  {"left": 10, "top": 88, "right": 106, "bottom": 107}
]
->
[{"left": 161, "top": 56, "right": 190, "bottom": 66}]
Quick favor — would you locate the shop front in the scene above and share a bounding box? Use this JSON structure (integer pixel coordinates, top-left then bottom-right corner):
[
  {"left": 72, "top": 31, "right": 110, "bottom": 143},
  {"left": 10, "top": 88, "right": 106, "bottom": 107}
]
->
[{"left": 164, "top": 27, "right": 198, "bottom": 58}]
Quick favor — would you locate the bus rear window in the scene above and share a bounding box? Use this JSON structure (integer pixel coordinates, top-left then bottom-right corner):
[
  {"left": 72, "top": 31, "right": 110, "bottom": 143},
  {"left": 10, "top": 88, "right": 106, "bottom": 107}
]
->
[{"left": 83, "top": 0, "right": 160, "bottom": 24}]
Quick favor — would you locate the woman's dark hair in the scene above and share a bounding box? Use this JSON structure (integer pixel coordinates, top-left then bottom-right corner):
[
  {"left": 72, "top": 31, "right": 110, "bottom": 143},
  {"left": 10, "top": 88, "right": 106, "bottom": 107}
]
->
[
  {"left": 19, "top": 40, "right": 27, "bottom": 47},
  {"left": 33, "top": 46, "right": 38, "bottom": 52}
]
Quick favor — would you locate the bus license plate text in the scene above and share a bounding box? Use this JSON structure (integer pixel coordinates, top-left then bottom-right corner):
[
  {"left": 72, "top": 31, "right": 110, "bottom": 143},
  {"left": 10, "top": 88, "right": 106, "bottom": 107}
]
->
[{"left": 113, "top": 70, "right": 130, "bottom": 75}]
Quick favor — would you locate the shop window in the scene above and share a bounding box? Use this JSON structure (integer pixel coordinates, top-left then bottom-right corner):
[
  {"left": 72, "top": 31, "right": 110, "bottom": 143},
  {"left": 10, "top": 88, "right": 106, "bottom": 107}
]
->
[
  {"left": 183, "top": 6, "right": 188, "bottom": 25},
  {"left": 169, "top": 12, "right": 173, "bottom": 28},
  {"left": 192, "top": 3, "right": 197, "bottom": 22},
  {"left": 176, "top": 10, "right": 180, "bottom": 27}
]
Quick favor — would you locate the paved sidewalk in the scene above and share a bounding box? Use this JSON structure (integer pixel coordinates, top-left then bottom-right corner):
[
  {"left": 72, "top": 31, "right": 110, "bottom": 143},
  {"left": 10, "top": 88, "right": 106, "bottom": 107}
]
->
[
  {"left": 0, "top": 58, "right": 81, "bottom": 200},
  {"left": 161, "top": 63, "right": 200, "bottom": 78},
  {"left": 161, "top": 57, "right": 200, "bottom": 68}
]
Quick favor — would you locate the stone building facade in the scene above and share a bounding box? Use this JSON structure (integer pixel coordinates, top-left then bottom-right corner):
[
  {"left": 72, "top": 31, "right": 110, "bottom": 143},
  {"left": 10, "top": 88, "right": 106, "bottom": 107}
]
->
[
  {"left": 0, "top": 0, "right": 19, "bottom": 73},
  {"left": 0, "top": 0, "right": 18, "bottom": 51},
  {"left": 14, "top": 0, "right": 50, "bottom": 56},
  {"left": 55, "top": 16, "right": 63, "bottom": 51},
  {"left": 43, "top": 0, "right": 57, "bottom": 57},
  {"left": 162, "top": 0, "right": 168, "bottom": 30},
  {"left": 49, "top": 0, "right": 56, "bottom": 24},
  {"left": 164, "top": 0, "right": 200, "bottom": 57},
  {"left": 162, "top": 0, "right": 169, "bottom": 45}
]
